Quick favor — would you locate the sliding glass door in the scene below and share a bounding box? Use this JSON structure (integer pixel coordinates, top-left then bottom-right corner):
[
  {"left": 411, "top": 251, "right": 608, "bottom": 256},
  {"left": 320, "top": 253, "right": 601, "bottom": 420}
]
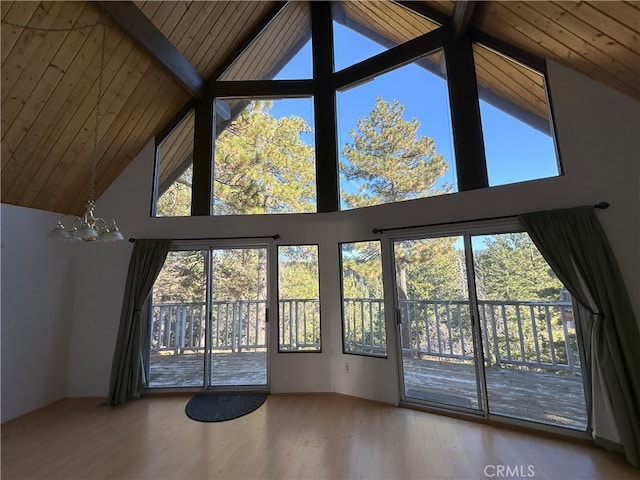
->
[
  {"left": 148, "top": 249, "right": 207, "bottom": 388},
  {"left": 393, "top": 235, "right": 482, "bottom": 411},
  {"left": 471, "top": 233, "right": 586, "bottom": 428},
  {"left": 148, "top": 245, "right": 269, "bottom": 390},
  {"left": 209, "top": 247, "right": 268, "bottom": 387},
  {"left": 393, "top": 229, "right": 587, "bottom": 429}
]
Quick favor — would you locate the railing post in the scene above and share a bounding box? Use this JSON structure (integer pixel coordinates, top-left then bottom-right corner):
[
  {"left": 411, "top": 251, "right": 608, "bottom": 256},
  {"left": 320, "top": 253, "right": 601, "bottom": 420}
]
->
[
  {"left": 500, "top": 303, "right": 511, "bottom": 362},
  {"left": 445, "top": 302, "right": 453, "bottom": 356},
  {"left": 561, "top": 304, "right": 576, "bottom": 372},
  {"left": 434, "top": 302, "right": 443, "bottom": 356},
  {"left": 544, "top": 305, "right": 556, "bottom": 366},
  {"left": 179, "top": 306, "right": 187, "bottom": 354},
  {"left": 489, "top": 304, "right": 501, "bottom": 367},
  {"left": 413, "top": 301, "right": 419, "bottom": 357},
  {"left": 515, "top": 304, "right": 526, "bottom": 363},
  {"left": 200, "top": 304, "right": 206, "bottom": 351},
  {"left": 457, "top": 303, "right": 465, "bottom": 358},
  {"left": 238, "top": 301, "right": 244, "bottom": 353},
  {"left": 289, "top": 300, "right": 294, "bottom": 349},
  {"left": 530, "top": 304, "right": 541, "bottom": 365},
  {"left": 423, "top": 301, "right": 431, "bottom": 356},
  {"left": 188, "top": 306, "right": 195, "bottom": 350},
  {"left": 231, "top": 303, "right": 237, "bottom": 353}
]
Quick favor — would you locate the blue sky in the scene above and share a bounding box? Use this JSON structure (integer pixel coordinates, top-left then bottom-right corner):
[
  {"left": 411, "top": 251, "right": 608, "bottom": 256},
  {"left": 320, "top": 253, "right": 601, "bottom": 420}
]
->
[{"left": 269, "top": 22, "right": 559, "bottom": 206}]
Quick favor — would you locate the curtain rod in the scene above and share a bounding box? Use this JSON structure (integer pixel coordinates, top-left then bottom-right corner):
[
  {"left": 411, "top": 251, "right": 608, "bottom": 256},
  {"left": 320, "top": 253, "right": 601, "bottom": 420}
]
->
[
  {"left": 372, "top": 202, "right": 609, "bottom": 235},
  {"left": 129, "top": 234, "right": 280, "bottom": 242}
]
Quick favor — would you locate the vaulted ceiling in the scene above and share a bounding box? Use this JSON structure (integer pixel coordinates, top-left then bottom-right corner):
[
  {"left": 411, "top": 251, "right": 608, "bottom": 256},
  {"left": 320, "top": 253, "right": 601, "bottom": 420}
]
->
[{"left": 2, "top": 1, "right": 638, "bottom": 215}]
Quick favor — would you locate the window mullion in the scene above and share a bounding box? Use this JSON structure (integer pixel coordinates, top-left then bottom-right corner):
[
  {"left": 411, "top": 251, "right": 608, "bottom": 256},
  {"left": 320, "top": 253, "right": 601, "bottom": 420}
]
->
[
  {"left": 311, "top": 1, "right": 338, "bottom": 213},
  {"left": 443, "top": 33, "right": 488, "bottom": 191},
  {"left": 463, "top": 233, "right": 489, "bottom": 416},
  {"left": 191, "top": 88, "right": 215, "bottom": 216}
]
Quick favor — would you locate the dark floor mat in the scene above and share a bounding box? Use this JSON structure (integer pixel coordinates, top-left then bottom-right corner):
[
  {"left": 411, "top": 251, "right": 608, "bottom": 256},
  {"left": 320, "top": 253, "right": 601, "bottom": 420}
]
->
[{"left": 185, "top": 393, "right": 267, "bottom": 422}]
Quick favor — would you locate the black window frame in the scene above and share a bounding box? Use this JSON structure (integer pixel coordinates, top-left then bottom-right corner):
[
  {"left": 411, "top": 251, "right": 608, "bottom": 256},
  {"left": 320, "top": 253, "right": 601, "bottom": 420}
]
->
[
  {"left": 151, "top": 2, "right": 562, "bottom": 218},
  {"left": 339, "top": 239, "right": 388, "bottom": 358}
]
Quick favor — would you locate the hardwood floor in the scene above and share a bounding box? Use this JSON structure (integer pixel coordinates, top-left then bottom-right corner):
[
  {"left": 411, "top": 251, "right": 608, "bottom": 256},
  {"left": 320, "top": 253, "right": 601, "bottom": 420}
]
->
[{"left": 1, "top": 394, "right": 637, "bottom": 480}]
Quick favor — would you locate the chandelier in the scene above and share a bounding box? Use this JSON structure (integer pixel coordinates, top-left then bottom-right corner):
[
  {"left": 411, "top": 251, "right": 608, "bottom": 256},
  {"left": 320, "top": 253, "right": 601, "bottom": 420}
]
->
[{"left": 48, "top": 19, "right": 124, "bottom": 242}]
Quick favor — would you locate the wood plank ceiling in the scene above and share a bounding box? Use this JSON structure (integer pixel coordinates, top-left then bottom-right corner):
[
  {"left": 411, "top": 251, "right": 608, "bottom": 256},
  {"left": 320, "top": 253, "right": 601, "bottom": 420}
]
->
[{"left": 1, "top": 1, "right": 638, "bottom": 216}]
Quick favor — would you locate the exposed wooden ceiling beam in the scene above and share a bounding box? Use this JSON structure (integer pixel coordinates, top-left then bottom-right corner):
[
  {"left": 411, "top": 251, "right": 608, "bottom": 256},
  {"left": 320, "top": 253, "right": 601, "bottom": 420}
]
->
[
  {"left": 452, "top": 1, "right": 476, "bottom": 39},
  {"left": 93, "top": 0, "right": 205, "bottom": 99}
]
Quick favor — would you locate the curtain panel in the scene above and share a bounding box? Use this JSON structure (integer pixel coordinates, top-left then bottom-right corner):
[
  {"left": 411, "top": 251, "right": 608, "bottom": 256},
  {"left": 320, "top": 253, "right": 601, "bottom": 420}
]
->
[
  {"left": 108, "top": 239, "right": 171, "bottom": 405},
  {"left": 520, "top": 206, "right": 640, "bottom": 467}
]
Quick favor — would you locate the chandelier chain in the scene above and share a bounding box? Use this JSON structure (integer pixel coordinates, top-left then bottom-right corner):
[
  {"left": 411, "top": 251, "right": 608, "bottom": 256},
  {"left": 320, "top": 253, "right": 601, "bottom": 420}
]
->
[
  {"left": 90, "top": 20, "right": 108, "bottom": 203},
  {"left": 31, "top": 12, "right": 125, "bottom": 243}
]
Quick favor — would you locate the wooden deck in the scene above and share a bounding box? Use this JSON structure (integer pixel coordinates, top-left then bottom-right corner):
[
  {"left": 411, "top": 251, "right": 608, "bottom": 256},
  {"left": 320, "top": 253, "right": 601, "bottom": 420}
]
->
[
  {"left": 149, "top": 351, "right": 267, "bottom": 388},
  {"left": 148, "top": 352, "right": 587, "bottom": 430},
  {"left": 402, "top": 357, "right": 587, "bottom": 430}
]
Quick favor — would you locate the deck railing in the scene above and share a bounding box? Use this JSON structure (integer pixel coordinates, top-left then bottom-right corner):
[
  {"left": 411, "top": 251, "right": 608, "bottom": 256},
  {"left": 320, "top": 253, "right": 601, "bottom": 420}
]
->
[
  {"left": 342, "top": 298, "right": 386, "bottom": 355},
  {"left": 399, "top": 299, "right": 579, "bottom": 373},
  {"left": 151, "top": 298, "right": 580, "bottom": 373},
  {"left": 278, "top": 299, "right": 320, "bottom": 351},
  {"left": 151, "top": 300, "right": 268, "bottom": 354}
]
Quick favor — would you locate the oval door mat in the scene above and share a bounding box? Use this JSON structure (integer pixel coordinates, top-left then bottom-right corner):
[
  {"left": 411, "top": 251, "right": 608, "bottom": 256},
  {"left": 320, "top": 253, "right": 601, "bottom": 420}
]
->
[{"left": 185, "top": 393, "right": 267, "bottom": 422}]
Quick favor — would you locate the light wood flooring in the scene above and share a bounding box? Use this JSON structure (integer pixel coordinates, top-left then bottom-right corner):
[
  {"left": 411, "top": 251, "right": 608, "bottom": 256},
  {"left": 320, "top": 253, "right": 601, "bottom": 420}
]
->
[{"left": 2, "top": 394, "right": 637, "bottom": 480}]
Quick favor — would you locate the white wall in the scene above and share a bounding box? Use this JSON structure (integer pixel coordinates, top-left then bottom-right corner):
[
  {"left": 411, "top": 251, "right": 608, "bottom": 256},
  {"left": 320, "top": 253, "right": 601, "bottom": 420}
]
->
[
  {"left": 65, "top": 241, "right": 132, "bottom": 397},
  {"left": 546, "top": 60, "right": 640, "bottom": 322},
  {"left": 0, "top": 204, "right": 76, "bottom": 421},
  {"left": 59, "top": 60, "right": 640, "bottom": 412}
]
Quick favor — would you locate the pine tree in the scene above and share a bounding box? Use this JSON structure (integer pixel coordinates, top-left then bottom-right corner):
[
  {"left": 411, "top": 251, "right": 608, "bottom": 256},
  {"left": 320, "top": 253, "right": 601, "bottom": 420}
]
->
[
  {"left": 214, "top": 100, "right": 316, "bottom": 215},
  {"left": 341, "top": 96, "right": 450, "bottom": 209}
]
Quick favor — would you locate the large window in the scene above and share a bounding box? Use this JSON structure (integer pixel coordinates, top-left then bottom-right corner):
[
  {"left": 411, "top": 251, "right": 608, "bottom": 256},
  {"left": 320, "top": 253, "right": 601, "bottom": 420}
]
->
[
  {"left": 337, "top": 49, "right": 456, "bottom": 210},
  {"left": 212, "top": 98, "right": 316, "bottom": 215},
  {"left": 340, "top": 241, "right": 386, "bottom": 357},
  {"left": 473, "top": 44, "right": 560, "bottom": 186},
  {"left": 152, "top": 3, "right": 562, "bottom": 217},
  {"left": 278, "top": 245, "right": 321, "bottom": 352}
]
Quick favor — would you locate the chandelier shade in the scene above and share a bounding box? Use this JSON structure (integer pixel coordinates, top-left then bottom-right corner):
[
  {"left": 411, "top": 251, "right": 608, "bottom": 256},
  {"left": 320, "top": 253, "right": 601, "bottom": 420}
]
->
[{"left": 48, "top": 202, "right": 125, "bottom": 242}]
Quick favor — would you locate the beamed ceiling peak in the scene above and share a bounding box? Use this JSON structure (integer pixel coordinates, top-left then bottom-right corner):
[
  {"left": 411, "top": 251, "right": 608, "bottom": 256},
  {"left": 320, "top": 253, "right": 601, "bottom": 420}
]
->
[{"left": 1, "top": 1, "right": 638, "bottom": 215}]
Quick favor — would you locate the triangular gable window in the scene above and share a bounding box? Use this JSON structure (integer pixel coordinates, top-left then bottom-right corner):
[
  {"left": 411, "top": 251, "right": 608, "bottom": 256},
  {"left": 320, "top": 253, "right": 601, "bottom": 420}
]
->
[
  {"left": 473, "top": 44, "right": 560, "bottom": 187},
  {"left": 332, "top": 1, "right": 440, "bottom": 72},
  {"left": 218, "top": 2, "right": 312, "bottom": 81},
  {"left": 155, "top": 109, "right": 195, "bottom": 217}
]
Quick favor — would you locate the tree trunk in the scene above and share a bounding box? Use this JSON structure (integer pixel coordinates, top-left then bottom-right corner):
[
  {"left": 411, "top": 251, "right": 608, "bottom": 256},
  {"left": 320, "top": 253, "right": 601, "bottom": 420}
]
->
[{"left": 396, "top": 256, "right": 411, "bottom": 354}]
